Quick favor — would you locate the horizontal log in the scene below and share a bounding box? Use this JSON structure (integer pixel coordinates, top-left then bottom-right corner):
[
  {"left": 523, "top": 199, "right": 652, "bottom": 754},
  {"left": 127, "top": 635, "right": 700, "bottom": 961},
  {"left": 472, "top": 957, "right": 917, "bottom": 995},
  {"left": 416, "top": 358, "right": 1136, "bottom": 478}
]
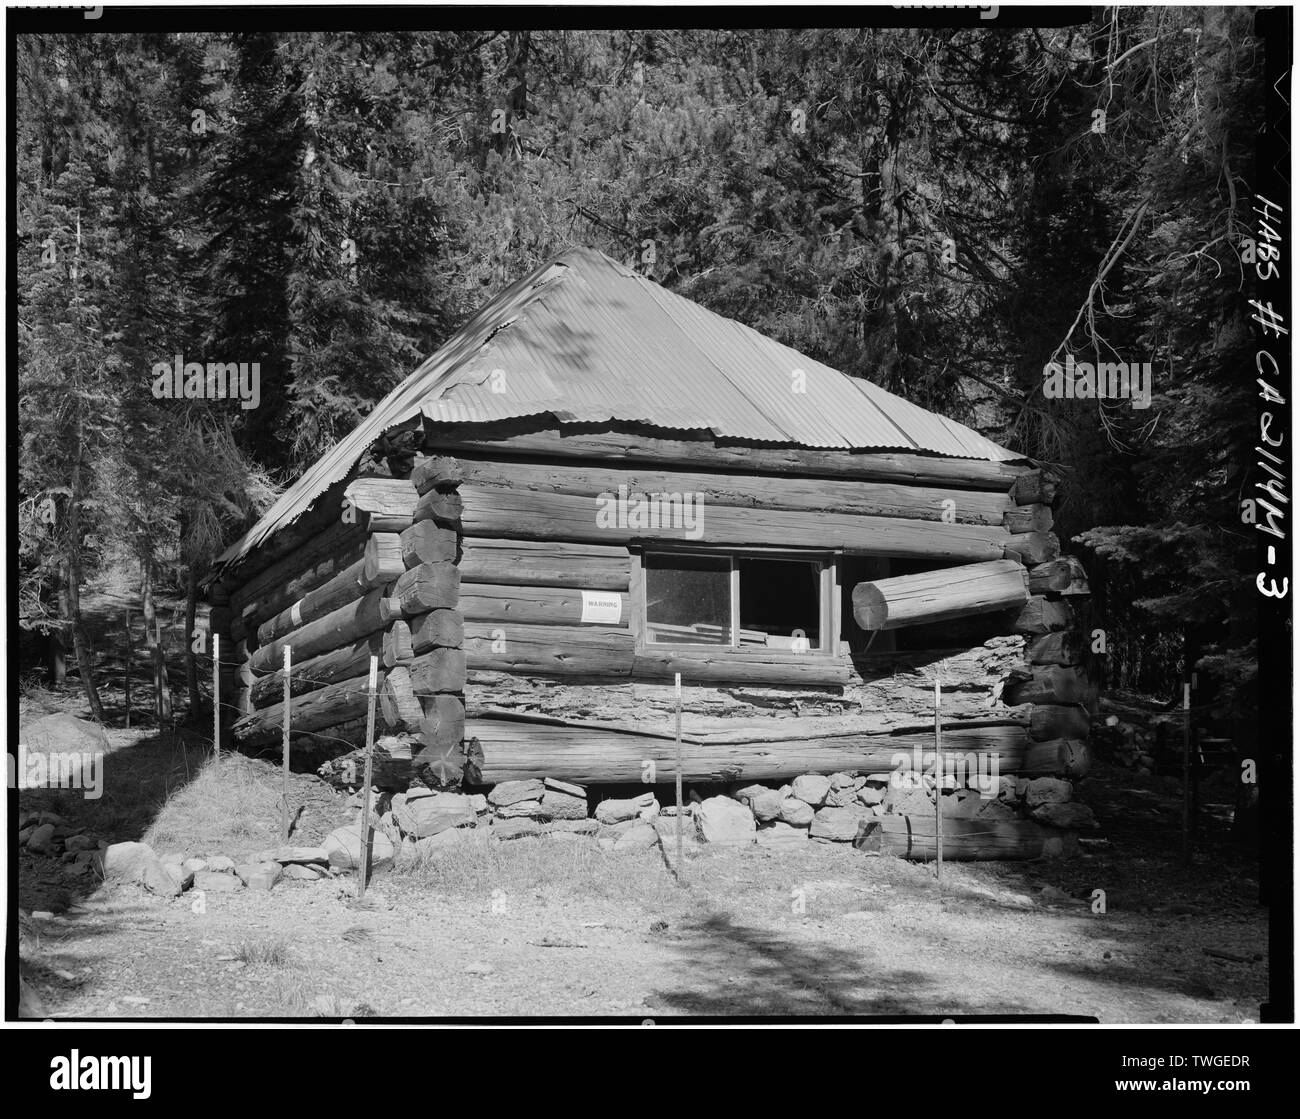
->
[
  {"left": 1003, "top": 504, "right": 1054, "bottom": 534},
  {"left": 409, "top": 648, "right": 468, "bottom": 695},
  {"left": 458, "top": 486, "right": 1012, "bottom": 561},
  {"left": 852, "top": 559, "right": 1028, "bottom": 631},
  {"left": 1003, "top": 532, "right": 1060, "bottom": 565},
  {"left": 414, "top": 457, "right": 1015, "bottom": 526},
  {"left": 1029, "top": 704, "right": 1091, "bottom": 741},
  {"left": 466, "top": 639, "right": 1027, "bottom": 730},
  {"left": 1003, "top": 666, "right": 1099, "bottom": 707},
  {"left": 1011, "top": 596, "right": 1074, "bottom": 635},
  {"left": 464, "top": 621, "right": 635, "bottom": 676},
  {"left": 464, "top": 717, "right": 1028, "bottom": 785},
  {"left": 859, "top": 816, "right": 1057, "bottom": 861},
  {"left": 400, "top": 520, "right": 458, "bottom": 568},
  {"left": 344, "top": 476, "right": 418, "bottom": 521},
  {"left": 632, "top": 650, "right": 852, "bottom": 686},
  {"left": 458, "top": 538, "right": 631, "bottom": 590},
  {"left": 250, "top": 634, "right": 384, "bottom": 707},
  {"left": 317, "top": 734, "right": 415, "bottom": 790},
  {"left": 232, "top": 670, "right": 383, "bottom": 747},
  {"left": 460, "top": 583, "right": 630, "bottom": 628},
  {"left": 249, "top": 589, "right": 386, "bottom": 675},
  {"left": 1021, "top": 738, "right": 1091, "bottom": 778},
  {"left": 1009, "top": 470, "right": 1058, "bottom": 507},
  {"left": 425, "top": 426, "right": 1034, "bottom": 489},
  {"left": 393, "top": 562, "right": 460, "bottom": 616},
  {"left": 227, "top": 520, "right": 367, "bottom": 622},
  {"left": 410, "top": 609, "right": 465, "bottom": 652},
  {"left": 256, "top": 556, "right": 367, "bottom": 647},
  {"left": 364, "top": 533, "right": 405, "bottom": 585},
  {"left": 1027, "top": 632, "right": 1084, "bottom": 666},
  {"left": 1027, "top": 557, "right": 1090, "bottom": 595}
]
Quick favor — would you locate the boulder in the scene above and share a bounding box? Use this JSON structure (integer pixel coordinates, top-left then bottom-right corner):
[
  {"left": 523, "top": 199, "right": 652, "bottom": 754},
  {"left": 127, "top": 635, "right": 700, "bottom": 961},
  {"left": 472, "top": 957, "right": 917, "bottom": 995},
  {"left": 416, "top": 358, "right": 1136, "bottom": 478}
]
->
[
  {"left": 598, "top": 819, "right": 641, "bottom": 840},
  {"left": 1031, "top": 802, "right": 1098, "bottom": 830},
  {"left": 496, "top": 800, "right": 546, "bottom": 819},
  {"left": 856, "top": 784, "right": 885, "bottom": 807},
  {"left": 492, "top": 818, "right": 546, "bottom": 840},
  {"left": 396, "top": 792, "right": 476, "bottom": 837},
  {"left": 160, "top": 862, "right": 194, "bottom": 891},
  {"left": 976, "top": 798, "right": 1018, "bottom": 821},
  {"left": 594, "top": 791, "right": 656, "bottom": 825},
  {"left": 749, "top": 789, "right": 782, "bottom": 823},
  {"left": 638, "top": 802, "right": 660, "bottom": 823},
  {"left": 20, "top": 712, "right": 109, "bottom": 754},
  {"left": 322, "top": 825, "right": 396, "bottom": 871},
  {"left": 282, "top": 863, "right": 323, "bottom": 881},
  {"left": 543, "top": 777, "right": 587, "bottom": 799},
  {"left": 63, "top": 834, "right": 98, "bottom": 854},
  {"left": 824, "top": 786, "right": 858, "bottom": 807},
  {"left": 468, "top": 794, "right": 489, "bottom": 814},
  {"left": 778, "top": 798, "right": 814, "bottom": 827},
  {"left": 1025, "top": 777, "right": 1073, "bottom": 807},
  {"left": 487, "top": 779, "right": 546, "bottom": 807},
  {"left": 810, "top": 806, "right": 872, "bottom": 842},
  {"left": 884, "top": 785, "right": 934, "bottom": 816},
  {"left": 103, "top": 841, "right": 181, "bottom": 897},
  {"left": 612, "top": 823, "right": 660, "bottom": 853},
  {"left": 756, "top": 822, "right": 808, "bottom": 848},
  {"left": 791, "top": 773, "right": 831, "bottom": 807},
  {"left": 829, "top": 772, "right": 856, "bottom": 790},
  {"left": 732, "top": 783, "right": 768, "bottom": 802},
  {"left": 193, "top": 870, "right": 242, "bottom": 892},
  {"left": 26, "top": 823, "right": 58, "bottom": 854},
  {"left": 206, "top": 855, "right": 236, "bottom": 873},
  {"left": 695, "top": 796, "right": 756, "bottom": 846},
  {"left": 182, "top": 857, "right": 209, "bottom": 875},
  {"left": 236, "top": 861, "right": 283, "bottom": 890},
  {"left": 539, "top": 790, "right": 588, "bottom": 820}
]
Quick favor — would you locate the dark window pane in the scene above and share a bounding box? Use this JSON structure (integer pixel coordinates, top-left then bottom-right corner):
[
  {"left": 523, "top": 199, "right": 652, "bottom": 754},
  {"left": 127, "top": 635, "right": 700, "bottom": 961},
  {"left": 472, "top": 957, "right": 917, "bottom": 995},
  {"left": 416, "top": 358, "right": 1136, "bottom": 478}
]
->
[
  {"left": 645, "top": 554, "right": 731, "bottom": 645},
  {"left": 737, "top": 557, "right": 821, "bottom": 650}
]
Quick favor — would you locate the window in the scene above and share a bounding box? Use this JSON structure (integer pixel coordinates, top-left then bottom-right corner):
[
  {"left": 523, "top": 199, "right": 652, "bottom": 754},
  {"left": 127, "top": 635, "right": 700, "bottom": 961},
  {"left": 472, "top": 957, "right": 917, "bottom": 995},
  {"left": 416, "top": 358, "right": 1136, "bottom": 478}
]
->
[{"left": 643, "top": 551, "right": 831, "bottom": 653}]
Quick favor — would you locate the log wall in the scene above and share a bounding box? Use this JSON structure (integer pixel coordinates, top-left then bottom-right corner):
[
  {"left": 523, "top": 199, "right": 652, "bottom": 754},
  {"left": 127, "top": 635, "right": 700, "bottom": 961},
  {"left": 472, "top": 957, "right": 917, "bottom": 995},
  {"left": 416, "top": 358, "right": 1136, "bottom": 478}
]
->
[{"left": 213, "top": 424, "right": 1095, "bottom": 797}]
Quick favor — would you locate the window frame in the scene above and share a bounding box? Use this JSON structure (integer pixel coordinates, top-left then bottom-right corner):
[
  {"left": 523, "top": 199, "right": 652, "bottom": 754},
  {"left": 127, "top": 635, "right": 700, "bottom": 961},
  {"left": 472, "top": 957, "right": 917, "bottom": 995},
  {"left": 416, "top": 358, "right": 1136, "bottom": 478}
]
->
[{"left": 633, "top": 546, "right": 838, "bottom": 657}]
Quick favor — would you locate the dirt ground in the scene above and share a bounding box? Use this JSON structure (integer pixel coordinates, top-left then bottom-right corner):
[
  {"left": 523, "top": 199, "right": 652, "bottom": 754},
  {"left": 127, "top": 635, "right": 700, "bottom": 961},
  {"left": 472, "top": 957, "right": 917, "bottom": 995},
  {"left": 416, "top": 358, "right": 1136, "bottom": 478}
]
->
[
  {"left": 15, "top": 731, "right": 1267, "bottom": 1022},
  {"left": 14, "top": 588, "right": 1268, "bottom": 1022}
]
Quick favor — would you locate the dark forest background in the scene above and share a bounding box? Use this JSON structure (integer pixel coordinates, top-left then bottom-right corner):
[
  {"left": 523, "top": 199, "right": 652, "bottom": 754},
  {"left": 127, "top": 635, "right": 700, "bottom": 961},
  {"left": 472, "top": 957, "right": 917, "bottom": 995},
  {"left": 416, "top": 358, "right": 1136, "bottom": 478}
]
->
[{"left": 16, "top": 12, "right": 1263, "bottom": 732}]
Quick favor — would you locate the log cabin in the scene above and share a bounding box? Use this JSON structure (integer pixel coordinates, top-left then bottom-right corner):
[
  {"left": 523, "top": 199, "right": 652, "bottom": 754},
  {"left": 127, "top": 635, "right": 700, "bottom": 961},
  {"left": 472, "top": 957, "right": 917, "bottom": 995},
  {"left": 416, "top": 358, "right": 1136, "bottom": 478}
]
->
[{"left": 207, "top": 247, "right": 1095, "bottom": 856}]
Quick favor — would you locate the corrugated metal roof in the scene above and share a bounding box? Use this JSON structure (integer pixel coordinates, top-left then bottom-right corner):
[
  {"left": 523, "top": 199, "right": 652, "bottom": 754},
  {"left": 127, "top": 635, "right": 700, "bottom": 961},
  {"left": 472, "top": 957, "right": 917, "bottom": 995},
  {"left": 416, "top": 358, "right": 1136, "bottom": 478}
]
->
[{"left": 216, "top": 247, "right": 1021, "bottom": 571}]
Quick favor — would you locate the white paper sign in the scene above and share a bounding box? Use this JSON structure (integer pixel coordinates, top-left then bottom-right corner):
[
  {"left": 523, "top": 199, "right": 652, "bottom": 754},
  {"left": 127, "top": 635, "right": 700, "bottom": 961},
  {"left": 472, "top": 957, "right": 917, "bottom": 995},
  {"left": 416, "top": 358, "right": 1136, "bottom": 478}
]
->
[{"left": 581, "top": 590, "right": 622, "bottom": 625}]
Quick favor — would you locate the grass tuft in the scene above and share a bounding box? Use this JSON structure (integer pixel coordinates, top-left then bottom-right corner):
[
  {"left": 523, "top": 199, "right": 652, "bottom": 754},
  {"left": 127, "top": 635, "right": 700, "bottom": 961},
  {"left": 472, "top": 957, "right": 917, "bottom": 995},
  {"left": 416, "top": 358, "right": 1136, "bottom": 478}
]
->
[{"left": 234, "top": 936, "right": 291, "bottom": 968}]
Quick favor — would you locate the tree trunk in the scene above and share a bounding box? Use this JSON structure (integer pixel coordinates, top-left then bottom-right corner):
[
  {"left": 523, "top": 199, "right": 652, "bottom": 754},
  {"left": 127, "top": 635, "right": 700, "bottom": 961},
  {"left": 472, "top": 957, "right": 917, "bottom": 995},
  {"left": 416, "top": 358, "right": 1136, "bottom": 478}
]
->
[
  {"left": 64, "top": 426, "right": 103, "bottom": 720},
  {"left": 50, "top": 573, "right": 68, "bottom": 685},
  {"left": 141, "top": 556, "right": 172, "bottom": 722},
  {"left": 184, "top": 561, "right": 201, "bottom": 718}
]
